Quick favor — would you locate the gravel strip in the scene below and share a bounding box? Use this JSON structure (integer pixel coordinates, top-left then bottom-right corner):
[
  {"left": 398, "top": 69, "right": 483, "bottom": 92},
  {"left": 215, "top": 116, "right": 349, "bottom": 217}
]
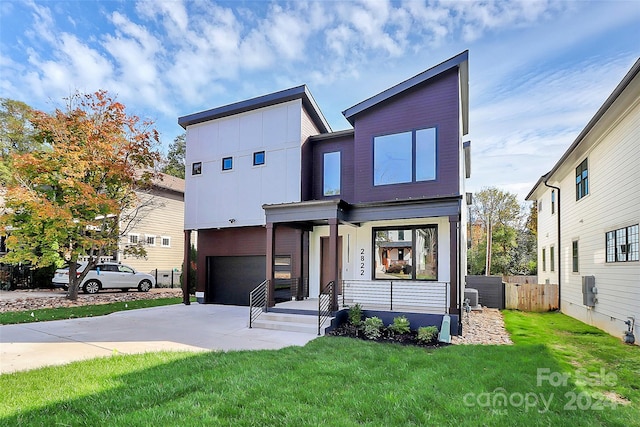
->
[
  {"left": 452, "top": 307, "right": 513, "bottom": 345},
  {"left": 0, "top": 288, "right": 184, "bottom": 313}
]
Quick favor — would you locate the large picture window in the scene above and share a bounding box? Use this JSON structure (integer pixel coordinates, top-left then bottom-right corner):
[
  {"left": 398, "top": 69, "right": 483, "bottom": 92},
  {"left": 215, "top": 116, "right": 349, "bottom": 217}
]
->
[
  {"left": 373, "top": 127, "right": 437, "bottom": 186},
  {"left": 373, "top": 226, "right": 437, "bottom": 280},
  {"left": 606, "top": 224, "right": 639, "bottom": 262}
]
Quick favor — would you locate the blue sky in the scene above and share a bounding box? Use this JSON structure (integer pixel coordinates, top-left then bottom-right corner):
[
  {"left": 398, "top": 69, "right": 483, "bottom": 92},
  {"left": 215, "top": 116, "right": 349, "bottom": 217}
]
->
[{"left": 1, "top": 0, "right": 638, "bottom": 202}]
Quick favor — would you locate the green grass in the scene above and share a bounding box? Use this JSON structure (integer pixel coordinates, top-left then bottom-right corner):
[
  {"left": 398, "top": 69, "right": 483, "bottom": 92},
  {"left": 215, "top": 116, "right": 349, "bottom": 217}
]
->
[
  {"left": 0, "top": 311, "right": 638, "bottom": 426},
  {"left": 0, "top": 297, "right": 194, "bottom": 325}
]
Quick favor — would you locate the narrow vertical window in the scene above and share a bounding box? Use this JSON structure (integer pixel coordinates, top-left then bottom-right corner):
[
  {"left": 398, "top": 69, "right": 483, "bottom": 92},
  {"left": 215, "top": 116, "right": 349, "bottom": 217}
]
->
[
  {"left": 222, "top": 157, "right": 233, "bottom": 171},
  {"left": 416, "top": 127, "right": 436, "bottom": 181},
  {"left": 253, "top": 151, "right": 265, "bottom": 166},
  {"left": 576, "top": 158, "right": 588, "bottom": 200},
  {"left": 551, "top": 190, "right": 555, "bottom": 215},
  {"left": 542, "top": 248, "right": 546, "bottom": 272},
  {"left": 572, "top": 241, "right": 579, "bottom": 273},
  {"left": 323, "top": 151, "right": 341, "bottom": 196},
  {"left": 550, "top": 246, "right": 555, "bottom": 272},
  {"left": 192, "top": 162, "right": 202, "bottom": 175}
]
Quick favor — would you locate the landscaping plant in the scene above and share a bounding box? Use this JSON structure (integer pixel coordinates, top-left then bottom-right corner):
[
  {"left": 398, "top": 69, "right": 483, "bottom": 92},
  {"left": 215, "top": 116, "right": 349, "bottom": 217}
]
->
[
  {"left": 363, "top": 316, "right": 384, "bottom": 340},
  {"left": 348, "top": 303, "right": 363, "bottom": 328},
  {"left": 417, "top": 326, "right": 439, "bottom": 344},
  {"left": 388, "top": 315, "right": 411, "bottom": 335}
]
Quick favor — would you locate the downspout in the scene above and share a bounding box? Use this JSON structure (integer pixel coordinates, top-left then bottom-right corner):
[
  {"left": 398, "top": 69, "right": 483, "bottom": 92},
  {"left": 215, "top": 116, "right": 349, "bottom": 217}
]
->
[{"left": 543, "top": 179, "right": 561, "bottom": 311}]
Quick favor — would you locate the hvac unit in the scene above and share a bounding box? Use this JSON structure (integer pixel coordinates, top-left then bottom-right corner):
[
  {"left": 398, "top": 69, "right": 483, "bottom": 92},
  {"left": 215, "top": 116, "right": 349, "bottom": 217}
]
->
[{"left": 464, "top": 288, "right": 479, "bottom": 308}]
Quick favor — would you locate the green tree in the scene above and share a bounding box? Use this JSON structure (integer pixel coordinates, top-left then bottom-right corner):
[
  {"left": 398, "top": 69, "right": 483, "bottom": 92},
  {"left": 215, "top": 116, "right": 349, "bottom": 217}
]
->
[
  {"left": 161, "top": 133, "right": 185, "bottom": 179},
  {"left": 0, "top": 99, "right": 40, "bottom": 186},
  {"left": 2, "top": 91, "right": 161, "bottom": 300}
]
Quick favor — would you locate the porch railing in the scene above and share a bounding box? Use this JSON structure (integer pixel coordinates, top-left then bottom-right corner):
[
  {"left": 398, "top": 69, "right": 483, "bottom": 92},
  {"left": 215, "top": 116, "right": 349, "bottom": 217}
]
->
[
  {"left": 249, "top": 279, "right": 269, "bottom": 328},
  {"left": 342, "top": 280, "right": 450, "bottom": 313},
  {"left": 318, "top": 281, "right": 334, "bottom": 335}
]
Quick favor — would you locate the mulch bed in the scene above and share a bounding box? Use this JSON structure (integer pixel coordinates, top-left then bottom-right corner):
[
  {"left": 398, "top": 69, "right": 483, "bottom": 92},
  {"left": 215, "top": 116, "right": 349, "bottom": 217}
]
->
[{"left": 327, "top": 323, "right": 450, "bottom": 349}]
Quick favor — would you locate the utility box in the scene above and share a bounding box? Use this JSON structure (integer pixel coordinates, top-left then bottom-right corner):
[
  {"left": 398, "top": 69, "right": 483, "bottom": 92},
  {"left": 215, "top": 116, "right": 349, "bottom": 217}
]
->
[{"left": 582, "top": 276, "right": 597, "bottom": 307}]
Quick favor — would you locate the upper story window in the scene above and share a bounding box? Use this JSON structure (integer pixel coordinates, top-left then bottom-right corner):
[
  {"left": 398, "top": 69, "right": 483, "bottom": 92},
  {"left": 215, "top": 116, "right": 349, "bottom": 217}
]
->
[
  {"left": 606, "top": 224, "right": 639, "bottom": 262},
  {"left": 373, "top": 127, "right": 436, "bottom": 186},
  {"left": 192, "top": 162, "right": 202, "bottom": 175},
  {"left": 128, "top": 234, "right": 139, "bottom": 245},
  {"left": 161, "top": 236, "right": 171, "bottom": 248},
  {"left": 222, "top": 157, "right": 233, "bottom": 171},
  {"left": 374, "top": 226, "right": 437, "bottom": 280},
  {"left": 253, "top": 151, "right": 265, "bottom": 166},
  {"left": 323, "top": 151, "right": 341, "bottom": 196},
  {"left": 146, "top": 235, "right": 156, "bottom": 246},
  {"left": 551, "top": 190, "right": 555, "bottom": 214},
  {"left": 576, "top": 158, "right": 588, "bottom": 200}
]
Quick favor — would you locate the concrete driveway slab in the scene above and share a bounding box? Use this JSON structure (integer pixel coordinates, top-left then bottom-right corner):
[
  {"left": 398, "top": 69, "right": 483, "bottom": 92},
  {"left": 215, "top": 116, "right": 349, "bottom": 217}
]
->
[{"left": 0, "top": 304, "right": 318, "bottom": 374}]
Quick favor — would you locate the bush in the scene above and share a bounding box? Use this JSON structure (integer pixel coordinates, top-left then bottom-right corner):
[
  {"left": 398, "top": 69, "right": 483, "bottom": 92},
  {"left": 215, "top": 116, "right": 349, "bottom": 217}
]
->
[
  {"left": 386, "top": 264, "right": 403, "bottom": 274},
  {"left": 388, "top": 315, "right": 411, "bottom": 335},
  {"left": 363, "top": 316, "right": 384, "bottom": 340},
  {"left": 348, "top": 303, "right": 363, "bottom": 327},
  {"left": 417, "top": 326, "right": 439, "bottom": 344}
]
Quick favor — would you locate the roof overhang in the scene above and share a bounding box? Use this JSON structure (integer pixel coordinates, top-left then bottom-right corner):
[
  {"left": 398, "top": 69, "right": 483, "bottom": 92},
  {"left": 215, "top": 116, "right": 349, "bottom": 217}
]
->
[
  {"left": 178, "top": 85, "right": 331, "bottom": 133},
  {"left": 342, "top": 50, "right": 469, "bottom": 132}
]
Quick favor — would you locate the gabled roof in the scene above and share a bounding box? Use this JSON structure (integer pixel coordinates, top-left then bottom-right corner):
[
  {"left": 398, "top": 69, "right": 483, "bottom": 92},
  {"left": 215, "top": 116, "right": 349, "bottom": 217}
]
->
[
  {"left": 526, "top": 57, "right": 640, "bottom": 201},
  {"left": 342, "top": 50, "right": 469, "bottom": 134},
  {"left": 178, "top": 85, "right": 331, "bottom": 133}
]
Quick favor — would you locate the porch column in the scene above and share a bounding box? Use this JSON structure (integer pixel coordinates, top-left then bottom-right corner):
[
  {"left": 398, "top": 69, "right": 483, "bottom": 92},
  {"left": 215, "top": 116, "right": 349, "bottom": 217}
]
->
[
  {"left": 182, "top": 230, "right": 191, "bottom": 305},
  {"left": 329, "top": 218, "right": 339, "bottom": 310},
  {"left": 266, "top": 222, "right": 276, "bottom": 307},
  {"left": 294, "top": 228, "right": 303, "bottom": 300},
  {"left": 449, "top": 215, "right": 460, "bottom": 315}
]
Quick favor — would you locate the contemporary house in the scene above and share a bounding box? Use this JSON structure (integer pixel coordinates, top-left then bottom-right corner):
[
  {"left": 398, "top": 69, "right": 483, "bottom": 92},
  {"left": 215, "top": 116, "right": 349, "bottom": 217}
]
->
[
  {"left": 179, "top": 51, "right": 470, "bottom": 333},
  {"left": 526, "top": 58, "right": 639, "bottom": 344}
]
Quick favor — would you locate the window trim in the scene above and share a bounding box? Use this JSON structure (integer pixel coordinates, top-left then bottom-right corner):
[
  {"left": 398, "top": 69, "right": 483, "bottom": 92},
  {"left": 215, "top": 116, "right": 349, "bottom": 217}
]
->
[
  {"left": 542, "top": 248, "right": 546, "bottom": 272},
  {"left": 323, "top": 151, "right": 341, "bottom": 197},
  {"left": 550, "top": 245, "right": 555, "bottom": 272},
  {"left": 128, "top": 233, "right": 140, "bottom": 245},
  {"left": 606, "top": 224, "right": 639, "bottom": 263},
  {"left": 572, "top": 240, "right": 579, "bottom": 273},
  {"left": 372, "top": 224, "right": 438, "bottom": 281},
  {"left": 253, "top": 151, "right": 265, "bottom": 166},
  {"left": 575, "top": 158, "right": 588, "bottom": 200},
  {"left": 192, "top": 162, "right": 202, "bottom": 175},
  {"left": 161, "top": 236, "right": 171, "bottom": 248},
  {"left": 551, "top": 190, "right": 555, "bottom": 215},
  {"left": 222, "top": 157, "right": 233, "bottom": 171},
  {"left": 145, "top": 235, "right": 156, "bottom": 246}
]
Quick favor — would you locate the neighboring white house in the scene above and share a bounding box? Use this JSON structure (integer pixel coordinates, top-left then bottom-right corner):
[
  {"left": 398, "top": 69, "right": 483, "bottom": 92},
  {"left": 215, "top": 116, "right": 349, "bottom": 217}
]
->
[{"left": 526, "top": 58, "right": 640, "bottom": 344}]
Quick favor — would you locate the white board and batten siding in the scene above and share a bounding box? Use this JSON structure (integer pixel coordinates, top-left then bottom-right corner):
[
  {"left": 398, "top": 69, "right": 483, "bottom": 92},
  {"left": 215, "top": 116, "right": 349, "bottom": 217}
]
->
[{"left": 185, "top": 99, "right": 318, "bottom": 230}]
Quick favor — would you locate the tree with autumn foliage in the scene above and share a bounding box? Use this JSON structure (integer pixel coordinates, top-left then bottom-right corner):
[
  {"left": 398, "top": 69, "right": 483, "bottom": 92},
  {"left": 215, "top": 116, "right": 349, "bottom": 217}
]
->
[{"left": 1, "top": 91, "right": 161, "bottom": 300}]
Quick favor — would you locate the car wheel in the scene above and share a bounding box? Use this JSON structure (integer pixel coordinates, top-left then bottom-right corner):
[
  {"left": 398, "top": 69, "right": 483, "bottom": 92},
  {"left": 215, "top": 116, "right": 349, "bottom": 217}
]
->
[
  {"left": 83, "top": 280, "right": 100, "bottom": 294},
  {"left": 138, "top": 280, "right": 152, "bottom": 292},
  {"left": 63, "top": 285, "right": 69, "bottom": 291}
]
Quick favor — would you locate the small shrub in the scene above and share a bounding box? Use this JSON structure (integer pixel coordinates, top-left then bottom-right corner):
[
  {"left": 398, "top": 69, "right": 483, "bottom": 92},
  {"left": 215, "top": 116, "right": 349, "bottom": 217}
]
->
[
  {"left": 417, "top": 326, "right": 439, "bottom": 344},
  {"left": 386, "top": 264, "right": 403, "bottom": 274},
  {"left": 363, "top": 316, "right": 384, "bottom": 340},
  {"left": 389, "top": 315, "right": 411, "bottom": 335},
  {"left": 348, "top": 303, "right": 363, "bottom": 327}
]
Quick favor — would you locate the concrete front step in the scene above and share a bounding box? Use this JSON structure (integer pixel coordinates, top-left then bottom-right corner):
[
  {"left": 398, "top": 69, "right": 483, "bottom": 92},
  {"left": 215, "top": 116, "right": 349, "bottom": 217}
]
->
[{"left": 251, "top": 312, "right": 333, "bottom": 335}]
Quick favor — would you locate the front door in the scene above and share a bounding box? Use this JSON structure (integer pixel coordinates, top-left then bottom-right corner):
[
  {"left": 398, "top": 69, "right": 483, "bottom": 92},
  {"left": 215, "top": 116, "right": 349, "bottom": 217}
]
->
[{"left": 320, "top": 236, "right": 342, "bottom": 295}]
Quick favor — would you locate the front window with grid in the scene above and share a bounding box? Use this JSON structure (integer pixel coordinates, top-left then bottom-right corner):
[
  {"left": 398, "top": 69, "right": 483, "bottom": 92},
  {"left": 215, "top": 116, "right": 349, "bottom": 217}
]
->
[
  {"left": 161, "top": 236, "right": 171, "bottom": 247},
  {"left": 606, "top": 224, "right": 639, "bottom": 262},
  {"left": 146, "top": 236, "right": 156, "bottom": 246},
  {"left": 128, "top": 234, "right": 139, "bottom": 244},
  {"left": 575, "top": 158, "right": 588, "bottom": 200}
]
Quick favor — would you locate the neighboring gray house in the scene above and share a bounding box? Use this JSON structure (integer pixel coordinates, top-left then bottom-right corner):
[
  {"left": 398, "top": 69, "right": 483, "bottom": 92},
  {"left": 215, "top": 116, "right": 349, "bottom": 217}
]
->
[
  {"left": 526, "top": 58, "right": 639, "bottom": 344},
  {"left": 179, "top": 51, "right": 471, "bottom": 331}
]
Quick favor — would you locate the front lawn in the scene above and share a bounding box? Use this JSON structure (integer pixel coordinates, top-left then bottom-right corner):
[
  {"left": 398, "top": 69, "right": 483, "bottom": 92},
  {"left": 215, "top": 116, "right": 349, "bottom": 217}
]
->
[{"left": 0, "top": 311, "right": 637, "bottom": 426}]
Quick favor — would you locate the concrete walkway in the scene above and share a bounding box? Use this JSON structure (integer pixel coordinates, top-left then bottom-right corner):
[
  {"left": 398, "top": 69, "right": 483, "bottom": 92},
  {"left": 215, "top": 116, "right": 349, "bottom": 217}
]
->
[{"left": 0, "top": 304, "right": 318, "bottom": 374}]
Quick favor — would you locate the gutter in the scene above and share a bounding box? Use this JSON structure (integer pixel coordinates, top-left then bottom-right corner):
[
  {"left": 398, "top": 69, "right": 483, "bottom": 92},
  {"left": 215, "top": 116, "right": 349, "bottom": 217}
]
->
[{"left": 543, "top": 178, "right": 561, "bottom": 311}]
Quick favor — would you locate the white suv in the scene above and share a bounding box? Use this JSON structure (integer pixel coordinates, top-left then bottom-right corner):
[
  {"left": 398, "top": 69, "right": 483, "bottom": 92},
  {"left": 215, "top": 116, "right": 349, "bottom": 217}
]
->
[{"left": 52, "top": 262, "right": 155, "bottom": 294}]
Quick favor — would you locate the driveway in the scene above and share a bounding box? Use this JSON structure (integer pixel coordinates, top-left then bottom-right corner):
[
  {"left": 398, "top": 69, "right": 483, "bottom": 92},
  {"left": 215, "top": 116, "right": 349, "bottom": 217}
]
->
[{"left": 0, "top": 304, "right": 318, "bottom": 374}]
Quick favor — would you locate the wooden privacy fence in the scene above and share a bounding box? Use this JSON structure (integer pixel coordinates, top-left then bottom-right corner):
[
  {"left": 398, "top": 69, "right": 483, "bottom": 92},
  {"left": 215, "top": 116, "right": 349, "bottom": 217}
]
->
[{"left": 505, "top": 283, "right": 558, "bottom": 312}]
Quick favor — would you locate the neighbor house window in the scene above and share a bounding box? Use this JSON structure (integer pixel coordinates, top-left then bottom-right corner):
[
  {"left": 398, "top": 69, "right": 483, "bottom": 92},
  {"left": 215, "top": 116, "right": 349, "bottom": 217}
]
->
[
  {"left": 373, "top": 127, "right": 436, "bottom": 186},
  {"left": 192, "top": 162, "right": 202, "bottom": 175},
  {"left": 572, "top": 240, "right": 579, "bottom": 273},
  {"left": 146, "top": 235, "right": 156, "bottom": 246},
  {"left": 222, "top": 157, "right": 233, "bottom": 171},
  {"left": 128, "top": 234, "right": 139, "bottom": 245},
  {"left": 161, "top": 236, "right": 171, "bottom": 247},
  {"left": 542, "top": 248, "right": 546, "bottom": 272},
  {"left": 550, "top": 246, "right": 555, "bottom": 272},
  {"left": 551, "top": 190, "right": 555, "bottom": 215},
  {"left": 323, "top": 151, "right": 341, "bottom": 196},
  {"left": 253, "top": 151, "right": 265, "bottom": 166},
  {"left": 374, "top": 226, "right": 437, "bottom": 280},
  {"left": 576, "top": 158, "right": 588, "bottom": 200},
  {"left": 606, "top": 224, "right": 639, "bottom": 262},
  {"left": 538, "top": 201, "right": 543, "bottom": 212}
]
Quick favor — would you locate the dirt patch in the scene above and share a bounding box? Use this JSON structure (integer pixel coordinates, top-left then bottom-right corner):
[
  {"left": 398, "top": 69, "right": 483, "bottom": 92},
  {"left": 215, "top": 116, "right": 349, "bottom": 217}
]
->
[
  {"left": 0, "top": 288, "right": 184, "bottom": 313},
  {"left": 451, "top": 307, "right": 513, "bottom": 345}
]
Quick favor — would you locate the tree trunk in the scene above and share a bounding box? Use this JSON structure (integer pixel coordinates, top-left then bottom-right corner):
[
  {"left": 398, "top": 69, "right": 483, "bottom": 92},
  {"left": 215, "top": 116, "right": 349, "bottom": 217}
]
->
[{"left": 67, "top": 260, "right": 79, "bottom": 300}]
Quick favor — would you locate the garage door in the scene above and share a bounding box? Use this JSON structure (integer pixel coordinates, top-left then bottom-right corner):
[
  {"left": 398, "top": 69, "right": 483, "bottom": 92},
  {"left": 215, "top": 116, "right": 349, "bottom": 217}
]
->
[{"left": 206, "top": 256, "right": 266, "bottom": 306}]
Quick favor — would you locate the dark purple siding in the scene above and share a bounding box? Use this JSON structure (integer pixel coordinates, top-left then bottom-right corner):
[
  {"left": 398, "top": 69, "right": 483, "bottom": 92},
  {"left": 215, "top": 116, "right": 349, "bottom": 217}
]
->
[
  {"left": 196, "top": 226, "right": 301, "bottom": 293},
  {"left": 307, "top": 135, "right": 355, "bottom": 202},
  {"left": 352, "top": 68, "right": 461, "bottom": 203}
]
